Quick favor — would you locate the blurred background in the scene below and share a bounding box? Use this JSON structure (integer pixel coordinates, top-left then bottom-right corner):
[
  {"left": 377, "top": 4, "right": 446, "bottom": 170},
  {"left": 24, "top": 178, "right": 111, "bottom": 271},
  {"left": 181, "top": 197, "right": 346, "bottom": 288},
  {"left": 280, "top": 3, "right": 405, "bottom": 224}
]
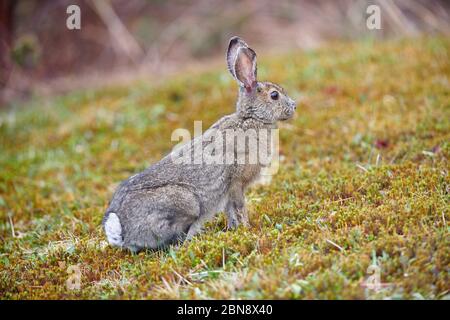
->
[{"left": 1, "top": 0, "right": 450, "bottom": 105}]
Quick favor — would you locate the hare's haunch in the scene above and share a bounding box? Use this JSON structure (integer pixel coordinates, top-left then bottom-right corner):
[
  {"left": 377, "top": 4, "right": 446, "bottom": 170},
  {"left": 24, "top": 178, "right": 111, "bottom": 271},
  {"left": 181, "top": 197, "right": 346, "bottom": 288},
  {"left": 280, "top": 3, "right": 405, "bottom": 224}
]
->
[{"left": 103, "top": 37, "right": 296, "bottom": 252}]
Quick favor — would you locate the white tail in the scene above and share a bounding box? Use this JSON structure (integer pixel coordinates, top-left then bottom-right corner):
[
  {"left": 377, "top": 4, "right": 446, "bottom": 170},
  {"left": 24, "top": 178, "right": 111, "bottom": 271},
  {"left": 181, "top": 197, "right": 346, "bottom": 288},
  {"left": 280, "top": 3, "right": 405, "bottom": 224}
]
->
[{"left": 104, "top": 212, "right": 123, "bottom": 247}]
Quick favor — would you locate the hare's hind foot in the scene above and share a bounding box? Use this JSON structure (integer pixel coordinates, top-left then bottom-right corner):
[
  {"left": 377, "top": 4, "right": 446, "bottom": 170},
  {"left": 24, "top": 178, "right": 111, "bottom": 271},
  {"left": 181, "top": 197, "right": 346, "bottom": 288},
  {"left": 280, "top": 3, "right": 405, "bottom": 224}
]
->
[{"left": 123, "top": 185, "right": 201, "bottom": 251}]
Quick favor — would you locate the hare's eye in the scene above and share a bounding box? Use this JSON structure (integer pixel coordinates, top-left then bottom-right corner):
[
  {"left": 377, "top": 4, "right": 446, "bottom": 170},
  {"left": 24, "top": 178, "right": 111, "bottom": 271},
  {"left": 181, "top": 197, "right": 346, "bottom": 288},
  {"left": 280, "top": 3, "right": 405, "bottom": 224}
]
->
[{"left": 270, "top": 91, "right": 279, "bottom": 100}]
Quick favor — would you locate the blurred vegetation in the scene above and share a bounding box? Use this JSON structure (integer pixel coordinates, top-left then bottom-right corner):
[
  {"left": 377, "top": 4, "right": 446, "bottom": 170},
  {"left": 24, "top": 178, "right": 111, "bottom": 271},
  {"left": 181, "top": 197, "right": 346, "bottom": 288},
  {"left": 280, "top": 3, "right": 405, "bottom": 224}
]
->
[
  {"left": 10, "top": 34, "right": 41, "bottom": 69},
  {"left": 0, "top": 37, "right": 449, "bottom": 299},
  {"left": 2, "top": 0, "right": 450, "bottom": 104}
]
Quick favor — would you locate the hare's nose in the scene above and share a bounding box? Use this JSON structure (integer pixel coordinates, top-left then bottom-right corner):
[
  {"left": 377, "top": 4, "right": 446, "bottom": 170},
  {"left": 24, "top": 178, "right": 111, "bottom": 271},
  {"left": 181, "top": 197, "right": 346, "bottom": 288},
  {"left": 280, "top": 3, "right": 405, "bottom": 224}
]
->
[{"left": 290, "top": 99, "right": 297, "bottom": 110}]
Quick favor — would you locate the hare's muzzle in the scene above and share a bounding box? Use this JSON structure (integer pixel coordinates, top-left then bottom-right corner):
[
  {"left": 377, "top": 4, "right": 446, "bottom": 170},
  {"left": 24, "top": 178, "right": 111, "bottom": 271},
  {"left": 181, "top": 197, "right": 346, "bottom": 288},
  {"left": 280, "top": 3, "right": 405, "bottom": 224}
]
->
[{"left": 289, "top": 98, "right": 297, "bottom": 111}]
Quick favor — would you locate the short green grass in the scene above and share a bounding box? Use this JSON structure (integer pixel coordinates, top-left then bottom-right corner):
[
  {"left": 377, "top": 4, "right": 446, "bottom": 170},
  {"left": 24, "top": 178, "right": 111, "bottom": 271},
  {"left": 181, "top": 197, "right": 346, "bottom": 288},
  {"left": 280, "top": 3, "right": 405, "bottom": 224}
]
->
[{"left": 0, "top": 37, "right": 449, "bottom": 299}]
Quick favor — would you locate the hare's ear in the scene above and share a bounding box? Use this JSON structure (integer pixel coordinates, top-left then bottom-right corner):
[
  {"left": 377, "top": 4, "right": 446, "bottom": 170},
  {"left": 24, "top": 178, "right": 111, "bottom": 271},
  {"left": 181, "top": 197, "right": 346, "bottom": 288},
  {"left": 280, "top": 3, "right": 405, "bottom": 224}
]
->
[{"left": 226, "top": 36, "right": 257, "bottom": 93}]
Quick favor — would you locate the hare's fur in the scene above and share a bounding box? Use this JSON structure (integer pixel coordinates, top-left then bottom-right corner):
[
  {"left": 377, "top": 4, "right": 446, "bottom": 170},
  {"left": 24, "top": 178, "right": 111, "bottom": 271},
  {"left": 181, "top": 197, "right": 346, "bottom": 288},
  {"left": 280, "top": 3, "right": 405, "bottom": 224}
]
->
[{"left": 103, "top": 37, "right": 296, "bottom": 251}]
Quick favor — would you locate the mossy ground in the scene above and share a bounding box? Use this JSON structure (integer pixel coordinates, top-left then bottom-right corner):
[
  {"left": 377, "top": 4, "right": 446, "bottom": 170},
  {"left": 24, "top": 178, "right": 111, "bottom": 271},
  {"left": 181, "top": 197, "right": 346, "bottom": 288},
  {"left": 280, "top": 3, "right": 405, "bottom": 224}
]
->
[{"left": 0, "top": 37, "right": 449, "bottom": 299}]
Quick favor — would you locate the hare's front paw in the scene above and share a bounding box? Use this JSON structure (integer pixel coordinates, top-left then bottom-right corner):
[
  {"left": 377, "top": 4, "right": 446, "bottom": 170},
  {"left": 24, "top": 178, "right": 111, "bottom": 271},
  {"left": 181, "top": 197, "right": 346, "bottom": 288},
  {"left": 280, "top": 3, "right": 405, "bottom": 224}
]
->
[
  {"left": 226, "top": 207, "right": 249, "bottom": 230},
  {"left": 237, "top": 208, "right": 249, "bottom": 227},
  {"left": 227, "top": 213, "right": 240, "bottom": 230},
  {"left": 225, "top": 187, "right": 248, "bottom": 230}
]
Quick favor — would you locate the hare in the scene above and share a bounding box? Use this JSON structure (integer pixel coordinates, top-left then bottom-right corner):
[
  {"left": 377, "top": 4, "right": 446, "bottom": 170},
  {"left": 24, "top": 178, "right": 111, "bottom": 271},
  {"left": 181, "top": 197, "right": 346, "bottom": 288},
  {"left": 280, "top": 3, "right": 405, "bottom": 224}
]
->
[{"left": 103, "top": 36, "right": 296, "bottom": 251}]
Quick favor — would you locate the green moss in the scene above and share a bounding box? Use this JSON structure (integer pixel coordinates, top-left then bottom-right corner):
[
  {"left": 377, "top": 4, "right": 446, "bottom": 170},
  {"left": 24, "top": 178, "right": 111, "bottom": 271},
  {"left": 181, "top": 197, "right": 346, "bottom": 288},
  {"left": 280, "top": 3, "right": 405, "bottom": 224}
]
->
[{"left": 1, "top": 37, "right": 449, "bottom": 299}]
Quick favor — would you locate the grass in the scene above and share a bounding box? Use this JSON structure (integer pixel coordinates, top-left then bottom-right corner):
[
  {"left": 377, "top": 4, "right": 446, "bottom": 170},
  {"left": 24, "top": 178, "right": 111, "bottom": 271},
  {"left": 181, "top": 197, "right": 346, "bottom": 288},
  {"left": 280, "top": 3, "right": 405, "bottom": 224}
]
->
[{"left": 0, "top": 37, "right": 449, "bottom": 299}]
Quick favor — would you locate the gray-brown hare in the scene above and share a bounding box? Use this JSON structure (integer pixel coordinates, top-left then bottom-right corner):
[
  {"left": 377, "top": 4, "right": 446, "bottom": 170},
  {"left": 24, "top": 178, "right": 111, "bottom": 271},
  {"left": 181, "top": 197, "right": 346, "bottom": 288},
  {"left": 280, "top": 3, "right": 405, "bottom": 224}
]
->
[{"left": 103, "top": 36, "right": 296, "bottom": 251}]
